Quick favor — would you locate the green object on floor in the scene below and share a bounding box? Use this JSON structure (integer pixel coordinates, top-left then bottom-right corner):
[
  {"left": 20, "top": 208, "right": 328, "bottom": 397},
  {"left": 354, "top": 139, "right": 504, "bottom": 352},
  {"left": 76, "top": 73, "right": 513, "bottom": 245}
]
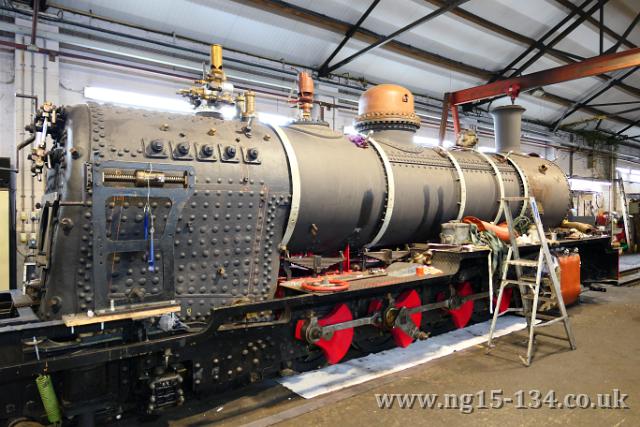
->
[{"left": 36, "top": 374, "right": 62, "bottom": 424}]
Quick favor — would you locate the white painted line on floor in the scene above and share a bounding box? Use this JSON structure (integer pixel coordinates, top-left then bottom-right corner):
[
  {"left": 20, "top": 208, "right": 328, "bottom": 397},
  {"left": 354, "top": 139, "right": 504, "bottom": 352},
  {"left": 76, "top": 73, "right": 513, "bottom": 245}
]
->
[{"left": 278, "top": 315, "right": 528, "bottom": 399}]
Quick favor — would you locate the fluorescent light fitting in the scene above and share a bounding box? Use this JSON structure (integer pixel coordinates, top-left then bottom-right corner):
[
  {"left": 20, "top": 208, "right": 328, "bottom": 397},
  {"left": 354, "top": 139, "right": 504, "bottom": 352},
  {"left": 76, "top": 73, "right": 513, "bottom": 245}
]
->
[
  {"left": 84, "top": 86, "right": 193, "bottom": 113},
  {"left": 568, "top": 178, "right": 611, "bottom": 192},
  {"left": 477, "top": 146, "right": 495, "bottom": 153},
  {"left": 258, "top": 112, "right": 291, "bottom": 127},
  {"left": 414, "top": 136, "right": 452, "bottom": 147},
  {"left": 220, "top": 105, "right": 237, "bottom": 120},
  {"left": 343, "top": 125, "right": 358, "bottom": 135},
  {"left": 616, "top": 167, "right": 630, "bottom": 174}
]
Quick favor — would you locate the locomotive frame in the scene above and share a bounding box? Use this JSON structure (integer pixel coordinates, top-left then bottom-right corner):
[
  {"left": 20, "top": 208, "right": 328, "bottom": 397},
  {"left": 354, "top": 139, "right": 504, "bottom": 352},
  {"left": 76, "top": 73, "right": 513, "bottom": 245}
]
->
[{"left": 0, "top": 235, "right": 616, "bottom": 425}]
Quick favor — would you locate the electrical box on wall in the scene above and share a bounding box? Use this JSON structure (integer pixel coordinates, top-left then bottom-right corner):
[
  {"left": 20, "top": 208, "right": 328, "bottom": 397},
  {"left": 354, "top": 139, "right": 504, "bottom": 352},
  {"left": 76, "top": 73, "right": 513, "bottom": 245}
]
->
[
  {"left": 0, "top": 157, "right": 11, "bottom": 290},
  {"left": 587, "top": 152, "right": 612, "bottom": 180}
]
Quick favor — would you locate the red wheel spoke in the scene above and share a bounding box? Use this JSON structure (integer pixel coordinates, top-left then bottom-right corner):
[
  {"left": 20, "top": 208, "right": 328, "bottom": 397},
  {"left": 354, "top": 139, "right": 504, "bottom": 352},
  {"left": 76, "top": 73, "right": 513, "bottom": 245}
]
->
[
  {"left": 494, "top": 286, "right": 512, "bottom": 314},
  {"left": 437, "top": 281, "right": 475, "bottom": 329},
  {"left": 391, "top": 290, "right": 422, "bottom": 348},
  {"left": 295, "top": 303, "right": 354, "bottom": 365}
]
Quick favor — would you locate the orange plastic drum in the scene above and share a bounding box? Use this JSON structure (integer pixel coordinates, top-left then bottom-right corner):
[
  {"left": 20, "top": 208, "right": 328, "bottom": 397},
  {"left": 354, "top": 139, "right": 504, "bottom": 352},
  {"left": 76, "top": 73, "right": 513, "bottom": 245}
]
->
[
  {"left": 462, "top": 216, "right": 514, "bottom": 242},
  {"left": 558, "top": 253, "right": 581, "bottom": 306}
]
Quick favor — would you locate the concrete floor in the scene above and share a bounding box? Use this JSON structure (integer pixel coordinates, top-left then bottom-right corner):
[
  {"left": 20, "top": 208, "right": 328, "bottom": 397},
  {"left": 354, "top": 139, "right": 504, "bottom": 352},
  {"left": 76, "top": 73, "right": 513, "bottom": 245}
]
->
[{"left": 131, "top": 283, "right": 640, "bottom": 427}]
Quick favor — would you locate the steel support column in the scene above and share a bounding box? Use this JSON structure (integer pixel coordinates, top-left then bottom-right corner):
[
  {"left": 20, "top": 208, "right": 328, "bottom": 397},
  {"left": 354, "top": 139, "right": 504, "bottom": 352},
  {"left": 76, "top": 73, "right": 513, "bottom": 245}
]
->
[
  {"left": 589, "top": 100, "right": 640, "bottom": 107},
  {"left": 324, "top": 0, "right": 469, "bottom": 74},
  {"left": 318, "top": 0, "right": 380, "bottom": 77},
  {"left": 551, "top": 66, "right": 639, "bottom": 130},
  {"left": 424, "top": 0, "right": 640, "bottom": 102},
  {"left": 506, "top": 0, "right": 608, "bottom": 78},
  {"left": 617, "top": 118, "right": 640, "bottom": 136},
  {"left": 489, "top": 0, "right": 597, "bottom": 82},
  {"left": 605, "top": 12, "right": 640, "bottom": 54},
  {"left": 599, "top": 0, "right": 604, "bottom": 54},
  {"left": 554, "top": 0, "right": 635, "bottom": 50},
  {"left": 30, "top": 0, "right": 38, "bottom": 46}
]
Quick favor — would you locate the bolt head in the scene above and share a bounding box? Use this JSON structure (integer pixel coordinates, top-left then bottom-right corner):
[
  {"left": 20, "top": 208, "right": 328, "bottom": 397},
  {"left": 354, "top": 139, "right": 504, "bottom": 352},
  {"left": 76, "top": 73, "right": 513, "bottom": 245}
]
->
[
  {"left": 202, "top": 144, "right": 214, "bottom": 156},
  {"left": 151, "top": 139, "right": 164, "bottom": 152}
]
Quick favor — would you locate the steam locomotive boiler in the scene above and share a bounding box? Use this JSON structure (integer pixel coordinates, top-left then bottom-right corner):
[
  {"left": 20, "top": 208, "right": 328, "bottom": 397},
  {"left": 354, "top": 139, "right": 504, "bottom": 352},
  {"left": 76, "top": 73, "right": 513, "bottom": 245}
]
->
[
  {"left": 0, "top": 47, "right": 617, "bottom": 426},
  {"left": 35, "top": 87, "right": 568, "bottom": 321}
]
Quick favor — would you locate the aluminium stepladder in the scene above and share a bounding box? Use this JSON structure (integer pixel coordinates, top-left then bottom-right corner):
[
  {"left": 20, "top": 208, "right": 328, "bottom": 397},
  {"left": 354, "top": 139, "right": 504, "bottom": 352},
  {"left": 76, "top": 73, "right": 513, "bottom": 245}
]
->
[
  {"left": 616, "top": 171, "right": 632, "bottom": 249},
  {"left": 486, "top": 196, "right": 576, "bottom": 366}
]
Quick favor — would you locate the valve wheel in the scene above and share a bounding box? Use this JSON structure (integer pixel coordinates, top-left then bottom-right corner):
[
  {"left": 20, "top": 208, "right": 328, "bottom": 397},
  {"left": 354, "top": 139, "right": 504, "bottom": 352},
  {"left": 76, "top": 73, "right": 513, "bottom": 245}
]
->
[{"left": 301, "top": 279, "right": 349, "bottom": 293}]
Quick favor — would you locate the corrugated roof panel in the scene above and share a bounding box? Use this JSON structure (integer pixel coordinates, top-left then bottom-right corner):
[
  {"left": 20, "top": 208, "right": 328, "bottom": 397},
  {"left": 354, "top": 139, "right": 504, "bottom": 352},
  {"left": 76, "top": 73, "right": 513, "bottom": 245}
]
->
[{"left": 462, "top": 0, "right": 569, "bottom": 40}]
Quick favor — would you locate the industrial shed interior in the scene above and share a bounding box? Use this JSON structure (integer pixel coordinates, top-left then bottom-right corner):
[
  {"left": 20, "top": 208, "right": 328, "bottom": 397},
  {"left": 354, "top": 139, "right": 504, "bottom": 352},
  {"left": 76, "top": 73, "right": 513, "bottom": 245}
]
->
[{"left": 0, "top": 0, "right": 639, "bottom": 426}]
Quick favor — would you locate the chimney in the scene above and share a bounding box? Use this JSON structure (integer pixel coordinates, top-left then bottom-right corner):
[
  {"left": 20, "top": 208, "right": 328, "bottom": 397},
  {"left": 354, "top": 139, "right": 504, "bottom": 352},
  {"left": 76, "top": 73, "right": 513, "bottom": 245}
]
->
[{"left": 491, "top": 105, "right": 525, "bottom": 153}]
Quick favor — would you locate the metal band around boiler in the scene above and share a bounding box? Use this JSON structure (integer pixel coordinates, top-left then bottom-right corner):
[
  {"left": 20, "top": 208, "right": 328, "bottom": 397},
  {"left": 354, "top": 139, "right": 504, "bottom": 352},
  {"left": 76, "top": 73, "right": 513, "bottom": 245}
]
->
[
  {"left": 366, "top": 137, "right": 395, "bottom": 248},
  {"left": 505, "top": 156, "right": 529, "bottom": 218},
  {"left": 269, "top": 124, "right": 300, "bottom": 250},
  {"left": 475, "top": 150, "right": 505, "bottom": 224},
  {"left": 443, "top": 149, "right": 467, "bottom": 220}
]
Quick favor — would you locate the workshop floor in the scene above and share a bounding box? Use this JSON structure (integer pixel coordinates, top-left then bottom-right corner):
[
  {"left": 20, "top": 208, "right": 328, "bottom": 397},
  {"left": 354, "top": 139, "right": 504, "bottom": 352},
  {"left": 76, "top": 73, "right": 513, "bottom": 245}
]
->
[{"left": 125, "top": 284, "right": 640, "bottom": 427}]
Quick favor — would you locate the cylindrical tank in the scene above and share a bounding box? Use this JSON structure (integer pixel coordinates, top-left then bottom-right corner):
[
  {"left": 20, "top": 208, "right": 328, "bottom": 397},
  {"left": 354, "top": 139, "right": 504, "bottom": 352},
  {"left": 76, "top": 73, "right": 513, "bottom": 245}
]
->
[
  {"left": 558, "top": 252, "right": 581, "bottom": 305},
  {"left": 492, "top": 104, "right": 526, "bottom": 153}
]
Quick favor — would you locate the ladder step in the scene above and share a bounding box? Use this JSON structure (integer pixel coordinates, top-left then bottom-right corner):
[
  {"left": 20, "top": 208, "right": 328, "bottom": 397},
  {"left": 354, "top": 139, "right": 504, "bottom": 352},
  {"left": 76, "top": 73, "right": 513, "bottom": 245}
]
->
[
  {"left": 501, "top": 280, "right": 536, "bottom": 287},
  {"left": 534, "top": 330, "right": 572, "bottom": 341},
  {"left": 533, "top": 316, "right": 567, "bottom": 328},
  {"left": 522, "top": 294, "right": 555, "bottom": 302},
  {"left": 501, "top": 196, "right": 530, "bottom": 201},
  {"left": 507, "top": 259, "right": 539, "bottom": 267},
  {"left": 536, "top": 313, "right": 558, "bottom": 321}
]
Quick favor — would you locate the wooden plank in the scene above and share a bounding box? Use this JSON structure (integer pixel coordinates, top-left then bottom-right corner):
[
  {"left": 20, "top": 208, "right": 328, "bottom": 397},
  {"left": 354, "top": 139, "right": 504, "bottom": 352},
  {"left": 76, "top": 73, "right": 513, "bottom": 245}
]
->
[{"left": 63, "top": 304, "right": 180, "bottom": 327}]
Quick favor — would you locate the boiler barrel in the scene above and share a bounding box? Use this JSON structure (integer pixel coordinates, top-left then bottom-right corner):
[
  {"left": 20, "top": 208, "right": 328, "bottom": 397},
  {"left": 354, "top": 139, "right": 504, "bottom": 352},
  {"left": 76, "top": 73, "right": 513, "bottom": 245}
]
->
[{"left": 278, "top": 125, "right": 570, "bottom": 254}]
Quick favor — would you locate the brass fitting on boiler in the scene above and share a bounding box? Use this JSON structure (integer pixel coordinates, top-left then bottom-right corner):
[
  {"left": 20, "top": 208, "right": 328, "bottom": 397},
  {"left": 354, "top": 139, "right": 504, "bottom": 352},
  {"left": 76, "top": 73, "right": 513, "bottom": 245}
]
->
[
  {"left": 296, "top": 72, "right": 314, "bottom": 121},
  {"left": 102, "top": 170, "right": 187, "bottom": 187},
  {"left": 209, "top": 44, "right": 226, "bottom": 87},
  {"left": 178, "top": 44, "right": 235, "bottom": 112},
  {"left": 243, "top": 91, "right": 256, "bottom": 120},
  {"left": 236, "top": 93, "right": 246, "bottom": 119}
]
